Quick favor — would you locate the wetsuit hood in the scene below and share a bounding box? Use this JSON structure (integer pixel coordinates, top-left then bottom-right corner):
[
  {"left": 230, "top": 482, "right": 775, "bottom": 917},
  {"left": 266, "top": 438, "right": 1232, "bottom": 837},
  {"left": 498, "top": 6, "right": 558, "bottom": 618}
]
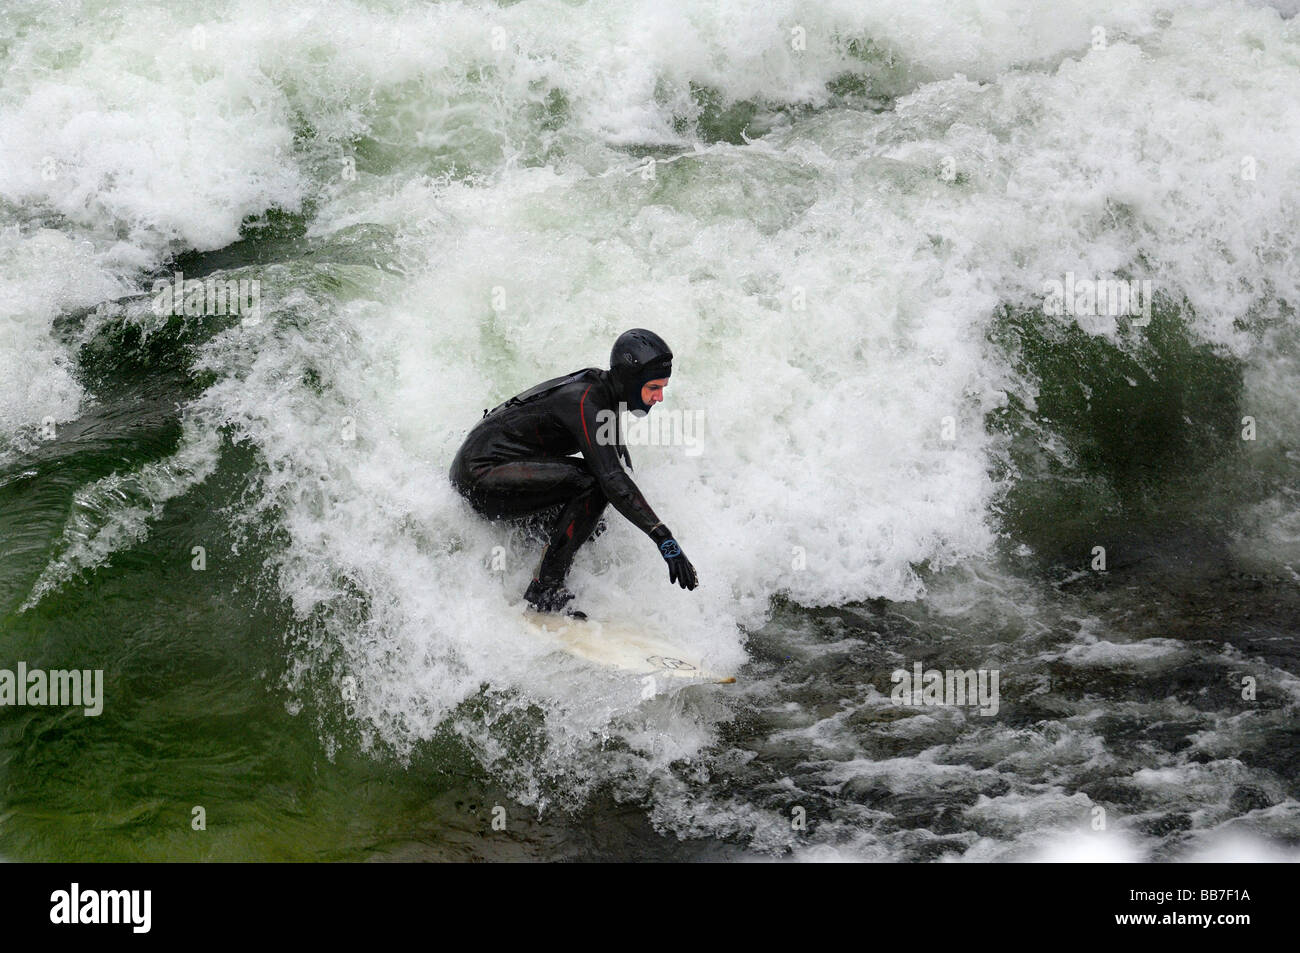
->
[{"left": 609, "top": 328, "right": 673, "bottom": 415}]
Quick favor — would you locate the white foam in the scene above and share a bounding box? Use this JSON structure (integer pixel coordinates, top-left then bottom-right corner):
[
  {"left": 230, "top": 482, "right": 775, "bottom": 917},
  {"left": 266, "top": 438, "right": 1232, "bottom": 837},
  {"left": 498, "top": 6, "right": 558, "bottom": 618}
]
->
[
  {"left": 1023, "top": 828, "right": 1145, "bottom": 863},
  {"left": 1053, "top": 638, "right": 1190, "bottom": 667},
  {"left": 0, "top": 227, "right": 121, "bottom": 436},
  {"left": 4, "top": 0, "right": 1300, "bottom": 836},
  {"left": 171, "top": 0, "right": 1300, "bottom": 795},
  {"left": 21, "top": 422, "right": 221, "bottom": 610}
]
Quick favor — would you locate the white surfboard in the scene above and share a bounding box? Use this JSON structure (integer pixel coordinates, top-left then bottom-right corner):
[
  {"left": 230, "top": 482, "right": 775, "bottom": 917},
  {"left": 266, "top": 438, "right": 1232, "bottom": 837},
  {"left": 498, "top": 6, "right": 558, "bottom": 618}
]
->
[{"left": 522, "top": 611, "right": 736, "bottom": 683}]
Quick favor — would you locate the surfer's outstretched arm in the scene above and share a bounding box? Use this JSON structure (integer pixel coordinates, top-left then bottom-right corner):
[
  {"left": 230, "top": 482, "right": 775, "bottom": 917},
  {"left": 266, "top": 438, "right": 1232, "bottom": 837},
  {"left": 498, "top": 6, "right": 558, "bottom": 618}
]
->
[
  {"left": 572, "top": 383, "right": 661, "bottom": 532},
  {"left": 568, "top": 383, "right": 698, "bottom": 591}
]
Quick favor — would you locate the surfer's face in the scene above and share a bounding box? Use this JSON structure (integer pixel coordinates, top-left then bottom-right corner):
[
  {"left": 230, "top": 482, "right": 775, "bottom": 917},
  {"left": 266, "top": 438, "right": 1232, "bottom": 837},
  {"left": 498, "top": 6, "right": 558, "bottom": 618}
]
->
[{"left": 641, "top": 378, "right": 668, "bottom": 408}]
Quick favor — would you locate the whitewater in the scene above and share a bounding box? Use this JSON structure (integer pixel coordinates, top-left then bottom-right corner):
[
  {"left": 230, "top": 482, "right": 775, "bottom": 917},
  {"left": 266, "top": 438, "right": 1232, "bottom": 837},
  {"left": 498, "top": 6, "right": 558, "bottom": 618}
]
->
[{"left": 1, "top": 0, "right": 1299, "bottom": 860}]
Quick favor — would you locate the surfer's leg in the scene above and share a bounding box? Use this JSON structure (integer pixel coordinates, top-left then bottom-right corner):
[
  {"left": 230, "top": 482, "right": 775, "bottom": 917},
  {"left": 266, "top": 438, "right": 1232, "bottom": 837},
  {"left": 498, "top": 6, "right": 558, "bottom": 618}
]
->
[
  {"left": 453, "top": 458, "right": 608, "bottom": 613},
  {"left": 455, "top": 459, "right": 594, "bottom": 519},
  {"left": 521, "top": 479, "right": 606, "bottom": 617},
  {"left": 532, "top": 477, "right": 608, "bottom": 589}
]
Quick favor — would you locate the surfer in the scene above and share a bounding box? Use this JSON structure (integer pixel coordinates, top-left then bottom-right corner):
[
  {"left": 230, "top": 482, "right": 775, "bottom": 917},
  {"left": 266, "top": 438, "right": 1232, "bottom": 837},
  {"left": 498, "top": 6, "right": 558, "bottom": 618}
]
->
[{"left": 450, "top": 329, "right": 699, "bottom": 618}]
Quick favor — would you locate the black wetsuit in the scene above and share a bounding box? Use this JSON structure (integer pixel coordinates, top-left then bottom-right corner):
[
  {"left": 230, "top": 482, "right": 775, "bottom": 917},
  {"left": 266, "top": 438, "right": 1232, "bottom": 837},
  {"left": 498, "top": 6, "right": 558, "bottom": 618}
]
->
[{"left": 450, "top": 368, "right": 670, "bottom": 590}]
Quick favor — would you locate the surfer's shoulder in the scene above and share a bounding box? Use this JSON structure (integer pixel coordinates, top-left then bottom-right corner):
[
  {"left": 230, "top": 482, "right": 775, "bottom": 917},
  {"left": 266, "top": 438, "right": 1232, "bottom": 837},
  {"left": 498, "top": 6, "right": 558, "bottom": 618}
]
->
[{"left": 558, "top": 367, "right": 611, "bottom": 403}]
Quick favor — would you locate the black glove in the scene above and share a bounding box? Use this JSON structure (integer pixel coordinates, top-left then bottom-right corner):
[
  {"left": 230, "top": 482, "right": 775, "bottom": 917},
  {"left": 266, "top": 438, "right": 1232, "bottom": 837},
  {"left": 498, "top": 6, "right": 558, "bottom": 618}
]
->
[{"left": 658, "top": 537, "right": 698, "bottom": 590}]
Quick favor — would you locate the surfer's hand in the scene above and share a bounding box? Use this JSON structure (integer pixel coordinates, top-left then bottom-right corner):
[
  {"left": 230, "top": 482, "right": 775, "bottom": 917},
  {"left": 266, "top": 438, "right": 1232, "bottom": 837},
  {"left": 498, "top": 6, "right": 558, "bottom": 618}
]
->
[{"left": 659, "top": 538, "right": 698, "bottom": 590}]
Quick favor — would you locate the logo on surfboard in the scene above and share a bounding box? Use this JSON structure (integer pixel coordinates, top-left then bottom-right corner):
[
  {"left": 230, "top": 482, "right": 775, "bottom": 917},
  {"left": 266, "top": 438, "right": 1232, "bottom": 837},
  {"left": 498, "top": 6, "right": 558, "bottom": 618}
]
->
[{"left": 647, "top": 655, "right": 697, "bottom": 672}]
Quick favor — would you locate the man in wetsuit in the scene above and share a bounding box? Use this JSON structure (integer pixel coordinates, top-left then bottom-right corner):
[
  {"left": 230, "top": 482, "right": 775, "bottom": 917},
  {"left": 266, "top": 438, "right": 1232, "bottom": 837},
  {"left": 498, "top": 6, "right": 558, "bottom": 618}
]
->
[{"left": 450, "top": 328, "right": 699, "bottom": 617}]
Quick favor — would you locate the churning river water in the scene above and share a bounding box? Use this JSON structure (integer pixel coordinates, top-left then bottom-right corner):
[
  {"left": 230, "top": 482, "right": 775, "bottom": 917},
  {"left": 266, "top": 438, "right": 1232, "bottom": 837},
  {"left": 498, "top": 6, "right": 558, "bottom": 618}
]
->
[{"left": 2, "top": 0, "right": 1299, "bottom": 860}]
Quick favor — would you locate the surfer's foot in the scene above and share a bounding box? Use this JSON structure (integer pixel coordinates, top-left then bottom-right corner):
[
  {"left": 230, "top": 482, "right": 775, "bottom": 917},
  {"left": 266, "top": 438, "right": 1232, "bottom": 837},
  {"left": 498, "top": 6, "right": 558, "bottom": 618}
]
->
[{"left": 524, "top": 579, "right": 587, "bottom": 620}]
